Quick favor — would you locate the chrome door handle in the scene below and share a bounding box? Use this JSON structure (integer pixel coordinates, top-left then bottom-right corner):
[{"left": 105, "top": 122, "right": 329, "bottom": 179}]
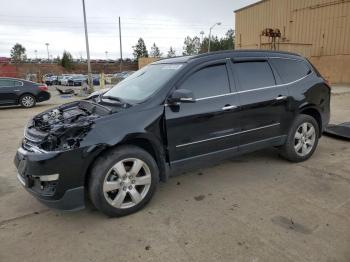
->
[
  {"left": 222, "top": 105, "right": 238, "bottom": 111},
  {"left": 275, "top": 95, "right": 287, "bottom": 101}
]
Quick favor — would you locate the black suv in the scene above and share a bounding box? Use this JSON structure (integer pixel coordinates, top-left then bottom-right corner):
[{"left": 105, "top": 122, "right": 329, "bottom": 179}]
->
[
  {"left": 14, "top": 51, "right": 330, "bottom": 216},
  {"left": 0, "top": 77, "right": 50, "bottom": 108}
]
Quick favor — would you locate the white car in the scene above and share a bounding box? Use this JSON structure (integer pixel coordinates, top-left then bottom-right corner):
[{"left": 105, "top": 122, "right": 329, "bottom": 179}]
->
[{"left": 60, "top": 76, "right": 71, "bottom": 86}]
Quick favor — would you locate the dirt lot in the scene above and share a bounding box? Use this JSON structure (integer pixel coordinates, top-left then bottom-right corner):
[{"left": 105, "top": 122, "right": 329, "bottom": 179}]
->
[{"left": 0, "top": 88, "right": 349, "bottom": 262}]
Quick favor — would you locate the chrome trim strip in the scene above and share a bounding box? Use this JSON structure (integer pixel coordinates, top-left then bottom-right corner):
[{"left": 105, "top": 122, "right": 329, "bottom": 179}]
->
[
  {"left": 176, "top": 132, "right": 239, "bottom": 148},
  {"left": 196, "top": 93, "right": 232, "bottom": 101},
  {"left": 189, "top": 73, "right": 311, "bottom": 102},
  {"left": 17, "top": 173, "right": 26, "bottom": 186},
  {"left": 235, "top": 74, "right": 310, "bottom": 95},
  {"left": 176, "top": 123, "right": 280, "bottom": 148},
  {"left": 239, "top": 123, "right": 280, "bottom": 134}
]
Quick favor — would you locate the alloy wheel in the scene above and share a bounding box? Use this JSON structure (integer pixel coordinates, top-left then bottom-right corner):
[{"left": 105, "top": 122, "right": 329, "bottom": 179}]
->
[
  {"left": 294, "top": 122, "right": 316, "bottom": 157},
  {"left": 21, "top": 96, "right": 35, "bottom": 107},
  {"left": 103, "top": 158, "right": 152, "bottom": 209}
]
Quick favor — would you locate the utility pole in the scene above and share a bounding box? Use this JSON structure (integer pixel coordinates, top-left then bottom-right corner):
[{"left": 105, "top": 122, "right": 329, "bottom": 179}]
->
[
  {"left": 82, "top": 0, "right": 93, "bottom": 93},
  {"left": 34, "top": 50, "right": 38, "bottom": 60},
  {"left": 45, "top": 43, "right": 50, "bottom": 61},
  {"left": 119, "top": 16, "right": 123, "bottom": 72}
]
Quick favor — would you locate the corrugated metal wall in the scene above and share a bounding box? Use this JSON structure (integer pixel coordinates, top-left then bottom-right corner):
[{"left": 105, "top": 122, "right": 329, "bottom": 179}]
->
[{"left": 235, "top": 0, "right": 350, "bottom": 57}]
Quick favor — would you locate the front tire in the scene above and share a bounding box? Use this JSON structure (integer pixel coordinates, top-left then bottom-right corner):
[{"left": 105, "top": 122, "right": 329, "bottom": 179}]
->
[
  {"left": 20, "top": 94, "right": 36, "bottom": 108},
  {"left": 89, "top": 146, "right": 159, "bottom": 217},
  {"left": 279, "top": 114, "right": 319, "bottom": 162}
]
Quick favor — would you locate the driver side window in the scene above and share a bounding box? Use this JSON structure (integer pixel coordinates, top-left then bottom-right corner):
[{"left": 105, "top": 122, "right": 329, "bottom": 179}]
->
[{"left": 179, "top": 64, "right": 230, "bottom": 99}]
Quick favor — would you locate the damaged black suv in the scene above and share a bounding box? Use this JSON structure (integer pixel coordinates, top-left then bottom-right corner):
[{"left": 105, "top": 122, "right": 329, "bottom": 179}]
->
[{"left": 14, "top": 51, "right": 330, "bottom": 217}]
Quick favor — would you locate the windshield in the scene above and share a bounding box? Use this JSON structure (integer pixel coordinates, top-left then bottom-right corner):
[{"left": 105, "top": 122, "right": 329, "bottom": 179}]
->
[{"left": 104, "top": 63, "right": 183, "bottom": 103}]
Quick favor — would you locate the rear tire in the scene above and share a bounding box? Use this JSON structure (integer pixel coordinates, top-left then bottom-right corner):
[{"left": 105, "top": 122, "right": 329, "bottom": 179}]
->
[
  {"left": 20, "top": 94, "right": 36, "bottom": 108},
  {"left": 89, "top": 145, "right": 159, "bottom": 217},
  {"left": 279, "top": 114, "right": 319, "bottom": 162}
]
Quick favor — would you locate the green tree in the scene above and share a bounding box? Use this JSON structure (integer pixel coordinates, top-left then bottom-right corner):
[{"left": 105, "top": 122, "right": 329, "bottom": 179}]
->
[
  {"left": 199, "top": 29, "right": 235, "bottom": 53},
  {"left": 182, "top": 36, "right": 200, "bottom": 56},
  {"left": 10, "top": 43, "right": 27, "bottom": 63},
  {"left": 167, "top": 46, "right": 176, "bottom": 58},
  {"left": 60, "top": 51, "right": 74, "bottom": 70},
  {"left": 132, "top": 38, "right": 149, "bottom": 61},
  {"left": 150, "top": 42, "right": 162, "bottom": 58},
  {"left": 221, "top": 29, "right": 235, "bottom": 50}
]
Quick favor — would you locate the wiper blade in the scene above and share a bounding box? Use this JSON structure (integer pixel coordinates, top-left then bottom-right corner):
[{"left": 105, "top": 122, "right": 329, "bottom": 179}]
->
[
  {"left": 80, "top": 100, "right": 112, "bottom": 114},
  {"left": 101, "top": 96, "right": 131, "bottom": 105}
]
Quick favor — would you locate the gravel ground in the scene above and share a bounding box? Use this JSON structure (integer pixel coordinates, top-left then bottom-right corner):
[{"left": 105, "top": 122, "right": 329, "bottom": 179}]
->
[{"left": 0, "top": 87, "right": 349, "bottom": 262}]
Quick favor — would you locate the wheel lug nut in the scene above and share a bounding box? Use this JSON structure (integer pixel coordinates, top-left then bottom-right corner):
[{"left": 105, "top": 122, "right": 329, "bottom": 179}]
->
[
  {"left": 120, "top": 182, "right": 124, "bottom": 186},
  {"left": 123, "top": 186, "right": 127, "bottom": 191},
  {"left": 132, "top": 180, "right": 136, "bottom": 184},
  {"left": 128, "top": 185, "right": 133, "bottom": 190}
]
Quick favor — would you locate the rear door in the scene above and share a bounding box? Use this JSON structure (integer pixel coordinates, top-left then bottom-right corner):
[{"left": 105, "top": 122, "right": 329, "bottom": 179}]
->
[
  {"left": 230, "top": 58, "right": 292, "bottom": 148},
  {"left": 165, "top": 60, "right": 240, "bottom": 163},
  {"left": 0, "top": 79, "right": 17, "bottom": 104}
]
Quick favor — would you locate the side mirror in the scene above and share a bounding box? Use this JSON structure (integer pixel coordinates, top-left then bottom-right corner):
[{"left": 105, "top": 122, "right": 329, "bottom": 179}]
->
[{"left": 168, "top": 89, "right": 196, "bottom": 104}]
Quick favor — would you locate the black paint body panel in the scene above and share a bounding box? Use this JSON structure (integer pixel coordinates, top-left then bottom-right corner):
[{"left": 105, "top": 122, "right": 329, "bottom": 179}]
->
[{"left": 13, "top": 50, "right": 331, "bottom": 210}]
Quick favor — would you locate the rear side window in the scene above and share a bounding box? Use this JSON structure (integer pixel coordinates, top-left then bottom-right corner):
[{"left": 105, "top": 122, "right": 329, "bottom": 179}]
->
[
  {"left": 14, "top": 81, "right": 23, "bottom": 86},
  {"left": 179, "top": 64, "right": 230, "bottom": 99},
  {"left": 0, "top": 79, "right": 14, "bottom": 87},
  {"left": 232, "top": 61, "right": 276, "bottom": 91},
  {"left": 269, "top": 58, "right": 311, "bottom": 84}
]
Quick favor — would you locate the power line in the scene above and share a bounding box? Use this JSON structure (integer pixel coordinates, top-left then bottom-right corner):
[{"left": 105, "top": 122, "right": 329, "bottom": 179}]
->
[
  {"left": 0, "top": 14, "right": 232, "bottom": 25},
  {"left": 0, "top": 20, "right": 232, "bottom": 29}
]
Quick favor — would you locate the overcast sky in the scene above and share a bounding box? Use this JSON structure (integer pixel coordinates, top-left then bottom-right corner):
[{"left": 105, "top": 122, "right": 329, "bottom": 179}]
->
[{"left": 0, "top": 0, "right": 259, "bottom": 59}]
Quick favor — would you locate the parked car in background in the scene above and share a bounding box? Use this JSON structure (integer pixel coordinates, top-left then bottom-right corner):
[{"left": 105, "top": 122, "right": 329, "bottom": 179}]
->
[
  {"left": 61, "top": 76, "right": 71, "bottom": 86},
  {"left": 57, "top": 76, "right": 64, "bottom": 85},
  {"left": 123, "top": 71, "right": 135, "bottom": 78},
  {"left": 14, "top": 50, "right": 330, "bottom": 217},
  {"left": 45, "top": 76, "right": 58, "bottom": 86},
  {"left": 114, "top": 71, "right": 135, "bottom": 81},
  {"left": 0, "top": 77, "right": 50, "bottom": 108},
  {"left": 93, "top": 76, "right": 100, "bottom": 86},
  {"left": 68, "top": 75, "right": 87, "bottom": 86}
]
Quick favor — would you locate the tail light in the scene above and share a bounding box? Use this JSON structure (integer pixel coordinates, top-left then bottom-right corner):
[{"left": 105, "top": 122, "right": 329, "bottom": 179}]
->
[
  {"left": 324, "top": 79, "right": 331, "bottom": 90},
  {"left": 38, "top": 85, "right": 48, "bottom": 91}
]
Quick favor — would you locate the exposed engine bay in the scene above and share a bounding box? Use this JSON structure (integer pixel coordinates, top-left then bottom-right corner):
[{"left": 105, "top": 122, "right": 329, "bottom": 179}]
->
[{"left": 24, "top": 100, "right": 111, "bottom": 151}]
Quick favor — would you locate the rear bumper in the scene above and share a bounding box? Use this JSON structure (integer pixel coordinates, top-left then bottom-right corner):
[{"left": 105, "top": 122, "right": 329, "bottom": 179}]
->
[{"left": 36, "top": 91, "right": 51, "bottom": 102}]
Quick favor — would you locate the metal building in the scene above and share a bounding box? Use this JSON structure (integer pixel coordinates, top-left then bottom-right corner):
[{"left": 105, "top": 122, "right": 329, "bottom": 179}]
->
[{"left": 235, "top": 0, "right": 350, "bottom": 83}]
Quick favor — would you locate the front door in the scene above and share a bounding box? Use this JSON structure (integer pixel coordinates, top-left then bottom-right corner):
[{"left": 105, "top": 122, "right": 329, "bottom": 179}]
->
[
  {"left": 0, "top": 79, "right": 16, "bottom": 105},
  {"left": 165, "top": 61, "right": 240, "bottom": 165}
]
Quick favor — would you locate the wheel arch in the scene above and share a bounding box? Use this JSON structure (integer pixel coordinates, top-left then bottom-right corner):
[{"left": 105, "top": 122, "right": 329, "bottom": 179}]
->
[
  {"left": 299, "top": 106, "right": 322, "bottom": 136},
  {"left": 84, "top": 135, "right": 169, "bottom": 189},
  {"left": 120, "top": 137, "right": 169, "bottom": 183},
  {"left": 18, "top": 92, "right": 37, "bottom": 103}
]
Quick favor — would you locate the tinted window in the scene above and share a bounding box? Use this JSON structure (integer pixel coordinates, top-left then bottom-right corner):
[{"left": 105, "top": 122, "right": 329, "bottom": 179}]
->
[
  {"left": 0, "top": 79, "right": 14, "bottom": 87},
  {"left": 179, "top": 64, "right": 230, "bottom": 99},
  {"left": 269, "top": 58, "right": 311, "bottom": 84},
  {"left": 233, "top": 61, "right": 275, "bottom": 91},
  {"left": 14, "top": 81, "right": 23, "bottom": 87}
]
